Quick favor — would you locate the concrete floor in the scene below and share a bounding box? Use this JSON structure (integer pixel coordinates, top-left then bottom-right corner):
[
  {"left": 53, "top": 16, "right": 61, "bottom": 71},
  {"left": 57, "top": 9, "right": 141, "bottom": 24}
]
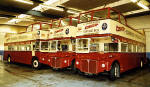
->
[{"left": 0, "top": 62, "right": 150, "bottom": 87}]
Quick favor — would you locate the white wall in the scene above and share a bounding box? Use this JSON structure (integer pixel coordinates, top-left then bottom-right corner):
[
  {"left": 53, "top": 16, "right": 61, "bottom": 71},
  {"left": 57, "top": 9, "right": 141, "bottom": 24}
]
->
[
  {"left": 0, "top": 25, "right": 26, "bottom": 51},
  {"left": 0, "top": 32, "right": 5, "bottom": 50},
  {"left": 127, "top": 15, "right": 150, "bottom": 29}
]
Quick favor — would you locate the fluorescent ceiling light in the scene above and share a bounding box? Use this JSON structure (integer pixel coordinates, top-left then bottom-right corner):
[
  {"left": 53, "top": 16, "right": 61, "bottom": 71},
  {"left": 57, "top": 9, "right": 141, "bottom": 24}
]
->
[
  {"left": 44, "top": 0, "right": 59, "bottom": 5},
  {"left": 15, "top": 0, "right": 33, "bottom": 5},
  {"left": 32, "top": 5, "right": 43, "bottom": 11},
  {"left": 8, "top": 19, "right": 20, "bottom": 23},
  {"left": 130, "top": 0, "right": 138, "bottom": 2},
  {"left": 18, "top": 14, "right": 30, "bottom": 18},
  {"left": 137, "top": 2, "right": 149, "bottom": 9},
  {"left": 32, "top": 5, "right": 63, "bottom": 12},
  {"left": 0, "top": 17, "right": 9, "bottom": 19},
  {"left": 47, "top": 6, "right": 64, "bottom": 11}
]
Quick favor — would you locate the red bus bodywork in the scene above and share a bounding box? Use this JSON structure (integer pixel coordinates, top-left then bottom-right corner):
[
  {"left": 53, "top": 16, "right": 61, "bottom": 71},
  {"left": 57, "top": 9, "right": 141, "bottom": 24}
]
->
[{"left": 75, "top": 7, "right": 146, "bottom": 75}]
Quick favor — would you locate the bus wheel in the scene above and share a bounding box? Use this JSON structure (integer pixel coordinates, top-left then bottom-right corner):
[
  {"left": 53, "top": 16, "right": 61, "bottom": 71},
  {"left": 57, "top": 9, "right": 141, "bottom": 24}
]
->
[
  {"left": 109, "top": 62, "right": 120, "bottom": 81},
  {"left": 32, "top": 58, "right": 41, "bottom": 69},
  {"left": 140, "top": 60, "right": 144, "bottom": 68},
  {"left": 7, "top": 56, "right": 11, "bottom": 64}
]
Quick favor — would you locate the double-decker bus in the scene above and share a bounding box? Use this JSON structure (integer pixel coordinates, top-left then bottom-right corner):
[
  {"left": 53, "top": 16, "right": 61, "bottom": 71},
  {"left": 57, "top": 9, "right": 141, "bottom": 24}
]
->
[
  {"left": 75, "top": 7, "right": 146, "bottom": 80},
  {"left": 50, "top": 17, "right": 78, "bottom": 70},
  {"left": 4, "top": 22, "right": 53, "bottom": 69}
]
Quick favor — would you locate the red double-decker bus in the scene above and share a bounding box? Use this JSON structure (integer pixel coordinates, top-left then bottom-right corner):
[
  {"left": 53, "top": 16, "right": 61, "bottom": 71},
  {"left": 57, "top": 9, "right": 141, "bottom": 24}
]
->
[
  {"left": 49, "top": 17, "right": 78, "bottom": 70},
  {"left": 75, "top": 7, "right": 146, "bottom": 80},
  {"left": 4, "top": 22, "right": 53, "bottom": 69}
]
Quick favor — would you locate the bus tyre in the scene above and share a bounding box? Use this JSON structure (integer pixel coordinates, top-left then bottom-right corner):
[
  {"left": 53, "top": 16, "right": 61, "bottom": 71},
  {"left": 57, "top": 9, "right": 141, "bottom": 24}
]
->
[
  {"left": 109, "top": 62, "right": 120, "bottom": 81},
  {"left": 140, "top": 60, "right": 144, "bottom": 68},
  {"left": 32, "top": 58, "right": 41, "bottom": 69},
  {"left": 7, "top": 56, "right": 11, "bottom": 64}
]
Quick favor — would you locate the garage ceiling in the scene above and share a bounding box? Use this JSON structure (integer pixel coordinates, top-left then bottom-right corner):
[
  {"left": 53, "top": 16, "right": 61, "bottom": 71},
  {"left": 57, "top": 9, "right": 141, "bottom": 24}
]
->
[
  {"left": 62, "top": 0, "right": 120, "bottom": 10},
  {"left": 0, "top": 0, "right": 149, "bottom": 26}
]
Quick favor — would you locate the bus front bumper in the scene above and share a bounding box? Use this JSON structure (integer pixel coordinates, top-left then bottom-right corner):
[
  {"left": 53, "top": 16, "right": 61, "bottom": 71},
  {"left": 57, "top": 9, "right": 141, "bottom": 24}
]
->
[{"left": 75, "top": 59, "right": 110, "bottom": 74}]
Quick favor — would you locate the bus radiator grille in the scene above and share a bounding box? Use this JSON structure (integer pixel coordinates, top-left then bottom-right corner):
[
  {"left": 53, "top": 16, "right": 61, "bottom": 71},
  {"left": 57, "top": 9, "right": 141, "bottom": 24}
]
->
[
  {"left": 81, "top": 60, "right": 88, "bottom": 72},
  {"left": 81, "top": 59, "right": 97, "bottom": 74},
  {"left": 89, "top": 60, "right": 97, "bottom": 74}
]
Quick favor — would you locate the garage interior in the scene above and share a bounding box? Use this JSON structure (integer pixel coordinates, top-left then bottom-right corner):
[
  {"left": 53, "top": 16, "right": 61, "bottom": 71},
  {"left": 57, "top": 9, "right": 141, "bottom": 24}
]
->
[{"left": 0, "top": 0, "right": 150, "bottom": 87}]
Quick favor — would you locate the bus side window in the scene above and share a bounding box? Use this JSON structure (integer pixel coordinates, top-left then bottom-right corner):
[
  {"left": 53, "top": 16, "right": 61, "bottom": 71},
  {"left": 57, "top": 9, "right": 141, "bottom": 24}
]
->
[
  {"left": 133, "top": 44, "right": 136, "bottom": 52},
  {"left": 14, "top": 46, "right": 18, "bottom": 51},
  {"left": 71, "top": 39, "right": 76, "bottom": 51},
  {"left": 35, "top": 41, "right": 40, "bottom": 51},
  {"left": 128, "top": 44, "right": 132, "bottom": 52},
  {"left": 61, "top": 45, "right": 68, "bottom": 51},
  {"left": 41, "top": 42, "right": 49, "bottom": 51},
  {"left": 20, "top": 45, "right": 25, "bottom": 51},
  {"left": 137, "top": 45, "right": 142, "bottom": 52},
  {"left": 90, "top": 43, "right": 99, "bottom": 52},
  {"left": 121, "top": 43, "right": 128, "bottom": 52},
  {"left": 57, "top": 41, "right": 61, "bottom": 51},
  {"left": 104, "top": 43, "right": 118, "bottom": 52},
  {"left": 26, "top": 45, "right": 31, "bottom": 51},
  {"left": 50, "top": 41, "right": 57, "bottom": 51},
  {"left": 8, "top": 46, "right": 12, "bottom": 51}
]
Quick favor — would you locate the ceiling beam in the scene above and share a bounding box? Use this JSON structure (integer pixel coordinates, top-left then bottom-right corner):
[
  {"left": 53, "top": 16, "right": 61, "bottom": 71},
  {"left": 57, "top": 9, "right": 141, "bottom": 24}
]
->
[
  {"left": 0, "top": 5, "right": 63, "bottom": 18},
  {"left": 91, "top": 0, "right": 132, "bottom": 10},
  {"left": 125, "top": 10, "right": 150, "bottom": 18}
]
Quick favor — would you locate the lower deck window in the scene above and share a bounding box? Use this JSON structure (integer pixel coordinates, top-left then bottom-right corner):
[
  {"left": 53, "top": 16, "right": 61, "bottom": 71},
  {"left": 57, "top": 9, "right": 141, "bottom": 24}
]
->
[
  {"left": 104, "top": 43, "right": 118, "bottom": 52},
  {"left": 57, "top": 41, "right": 69, "bottom": 51},
  {"left": 41, "top": 42, "right": 48, "bottom": 50},
  {"left": 90, "top": 44, "right": 99, "bottom": 52},
  {"left": 61, "top": 45, "right": 68, "bottom": 51},
  {"left": 121, "top": 43, "right": 128, "bottom": 52},
  {"left": 51, "top": 41, "right": 57, "bottom": 51}
]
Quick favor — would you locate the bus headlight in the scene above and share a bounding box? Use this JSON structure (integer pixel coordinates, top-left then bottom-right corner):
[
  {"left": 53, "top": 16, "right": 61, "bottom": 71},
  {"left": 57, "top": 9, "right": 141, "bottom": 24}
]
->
[
  {"left": 64, "top": 60, "right": 67, "bottom": 63},
  {"left": 42, "top": 58, "right": 45, "bottom": 61},
  {"left": 48, "top": 59, "right": 50, "bottom": 62},
  {"left": 102, "top": 64, "right": 105, "bottom": 68},
  {"left": 76, "top": 61, "right": 79, "bottom": 65}
]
